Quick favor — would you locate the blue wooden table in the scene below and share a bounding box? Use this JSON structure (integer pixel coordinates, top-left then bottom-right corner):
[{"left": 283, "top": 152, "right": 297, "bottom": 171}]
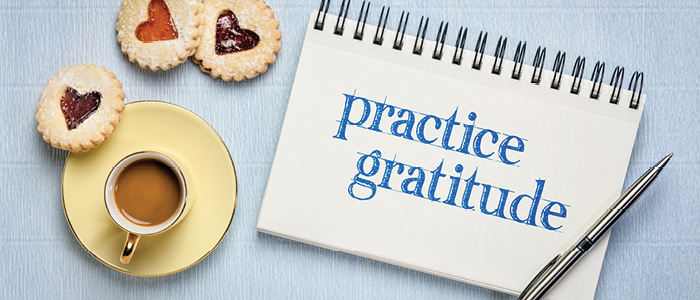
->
[{"left": 1, "top": 0, "right": 698, "bottom": 299}]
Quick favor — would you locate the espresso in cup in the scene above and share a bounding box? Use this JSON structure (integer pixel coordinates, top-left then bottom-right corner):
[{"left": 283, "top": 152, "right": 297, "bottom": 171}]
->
[
  {"left": 104, "top": 152, "right": 191, "bottom": 264},
  {"left": 114, "top": 158, "right": 181, "bottom": 226}
]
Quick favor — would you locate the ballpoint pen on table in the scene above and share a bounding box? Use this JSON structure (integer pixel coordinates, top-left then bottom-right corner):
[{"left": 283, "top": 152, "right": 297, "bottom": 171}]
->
[{"left": 518, "top": 152, "right": 673, "bottom": 300}]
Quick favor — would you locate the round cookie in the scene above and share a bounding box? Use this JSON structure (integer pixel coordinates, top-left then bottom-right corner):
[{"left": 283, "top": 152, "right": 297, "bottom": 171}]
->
[
  {"left": 36, "top": 64, "right": 125, "bottom": 152},
  {"left": 117, "top": 0, "right": 203, "bottom": 71},
  {"left": 194, "top": 0, "right": 281, "bottom": 81}
]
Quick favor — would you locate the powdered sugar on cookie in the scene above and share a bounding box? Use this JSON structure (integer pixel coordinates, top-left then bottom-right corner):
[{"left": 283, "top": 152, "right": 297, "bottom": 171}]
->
[
  {"left": 36, "top": 64, "right": 125, "bottom": 152},
  {"left": 117, "top": 0, "right": 203, "bottom": 71},
  {"left": 194, "top": 0, "right": 281, "bottom": 81}
]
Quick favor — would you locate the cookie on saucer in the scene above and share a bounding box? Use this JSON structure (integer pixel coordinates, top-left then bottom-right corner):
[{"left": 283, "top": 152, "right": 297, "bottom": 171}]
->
[
  {"left": 117, "top": 0, "right": 203, "bottom": 71},
  {"left": 36, "top": 64, "right": 125, "bottom": 152},
  {"left": 193, "top": 0, "right": 281, "bottom": 81}
]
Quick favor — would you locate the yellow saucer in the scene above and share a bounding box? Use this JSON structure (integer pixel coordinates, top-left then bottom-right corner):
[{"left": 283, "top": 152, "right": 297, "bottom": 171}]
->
[{"left": 62, "top": 101, "right": 237, "bottom": 276}]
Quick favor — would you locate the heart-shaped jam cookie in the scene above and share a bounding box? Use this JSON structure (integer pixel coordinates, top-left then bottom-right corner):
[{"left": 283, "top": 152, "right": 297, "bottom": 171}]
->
[
  {"left": 135, "top": 0, "right": 179, "bottom": 42},
  {"left": 194, "top": 0, "right": 281, "bottom": 81},
  {"left": 36, "top": 64, "right": 125, "bottom": 152},
  {"left": 60, "top": 88, "right": 101, "bottom": 130},
  {"left": 117, "top": 0, "right": 203, "bottom": 71},
  {"left": 215, "top": 11, "right": 259, "bottom": 55}
]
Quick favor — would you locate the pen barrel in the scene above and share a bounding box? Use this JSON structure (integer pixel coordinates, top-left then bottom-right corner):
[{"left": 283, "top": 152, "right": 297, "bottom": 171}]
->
[
  {"left": 519, "top": 249, "right": 585, "bottom": 300},
  {"left": 612, "top": 166, "right": 660, "bottom": 211},
  {"left": 519, "top": 154, "right": 671, "bottom": 300},
  {"left": 583, "top": 208, "right": 626, "bottom": 245},
  {"left": 585, "top": 165, "right": 661, "bottom": 244}
]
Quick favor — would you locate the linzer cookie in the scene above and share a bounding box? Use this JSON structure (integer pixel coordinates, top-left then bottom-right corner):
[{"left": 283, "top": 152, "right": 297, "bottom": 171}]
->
[
  {"left": 36, "top": 64, "right": 125, "bottom": 152},
  {"left": 194, "top": 0, "right": 281, "bottom": 81},
  {"left": 117, "top": 0, "right": 203, "bottom": 71}
]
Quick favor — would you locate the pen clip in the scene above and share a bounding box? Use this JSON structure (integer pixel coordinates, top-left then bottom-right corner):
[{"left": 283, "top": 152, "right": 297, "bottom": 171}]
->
[{"left": 522, "top": 254, "right": 560, "bottom": 294}]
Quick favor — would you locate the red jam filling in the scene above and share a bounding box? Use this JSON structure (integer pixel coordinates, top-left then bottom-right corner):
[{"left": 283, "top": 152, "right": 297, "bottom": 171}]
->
[
  {"left": 215, "top": 11, "right": 260, "bottom": 55},
  {"left": 60, "top": 87, "right": 101, "bottom": 130}
]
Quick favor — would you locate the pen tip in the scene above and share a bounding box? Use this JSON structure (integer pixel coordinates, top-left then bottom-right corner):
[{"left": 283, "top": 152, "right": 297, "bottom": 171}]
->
[{"left": 655, "top": 153, "right": 673, "bottom": 169}]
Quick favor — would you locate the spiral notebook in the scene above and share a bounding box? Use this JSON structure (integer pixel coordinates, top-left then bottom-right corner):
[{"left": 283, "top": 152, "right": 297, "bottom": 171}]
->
[{"left": 258, "top": 2, "right": 645, "bottom": 299}]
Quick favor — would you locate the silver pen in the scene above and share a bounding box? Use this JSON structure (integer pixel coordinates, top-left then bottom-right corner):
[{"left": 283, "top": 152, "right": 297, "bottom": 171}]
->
[{"left": 518, "top": 153, "right": 673, "bottom": 300}]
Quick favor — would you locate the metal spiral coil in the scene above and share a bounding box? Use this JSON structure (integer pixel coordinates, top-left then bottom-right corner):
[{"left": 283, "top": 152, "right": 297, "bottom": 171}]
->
[
  {"left": 531, "top": 46, "right": 546, "bottom": 84},
  {"left": 492, "top": 36, "right": 507, "bottom": 75},
  {"left": 334, "top": 0, "right": 351, "bottom": 35},
  {"left": 570, "top": 56, "right": 586, "bottom": 95},
  {"left": 590, "top": 61, "right": 605, "bottom": 99},
  {"left": 353, "top": 1, "right": 370, "bottom": 40},
  {"left": 413, "top": 16, "right": 429, "bottom": 55},
  {"left": 452, "top": 26, "right": 468, "bottom": 65},
  {"left": 511, "top": 41, "right": 526, "bottom": 80},
  {"left": 314, "top": 0, "right": 331, "bottom": 30},
  {"left": 551, "top": 51, "right": 566, "bottom": 90},
  {"left": 433, "top": 21, "right": 449, "bottom": 60},
  {"left": 373, "top": 6, "right": 390, "bottom": 45},
  {"left": 315, "top": 0, "right": 646, "bottom": 109},
  {"left": 628, "top": 71, "right": 644, "bottom": 109},
  {"left": 393, "top": 11, "right": 409, "bottom": 50},
  {"left": 610, "top": 66, "right": 625, "bottom": 104},
  {"left": 472, "top": 31, "right": 488, "bottom": 70}
]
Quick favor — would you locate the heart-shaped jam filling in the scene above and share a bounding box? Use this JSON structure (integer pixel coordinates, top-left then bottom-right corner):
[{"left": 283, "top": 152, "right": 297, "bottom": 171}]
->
[
  {"left": 215, "top": 11, "right": 260, "bottom": 55},
  {"left": 60, "top": 88, "right": 101, "bottom": 131},
  {"left": 135, "top": 0, "right": 178, "bottom": 42}
]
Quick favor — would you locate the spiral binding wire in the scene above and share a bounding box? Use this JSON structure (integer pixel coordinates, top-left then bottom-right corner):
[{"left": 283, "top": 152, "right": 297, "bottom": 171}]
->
[
  {"left": 551, "top": 51, "right": 566, "bottom": 90},
  {"left": 314, "top": 0, "right": 331, "bottom": 30},
  {"left": 452, "top": 26, "right": 468, "bottom": 65},
  {"left": 531, "top": 46, "right": 546, "bottom": 84},
  {"left": 472, "top": 31, "right": 488, "bottom": 70},
  {"left": 373, "top": 6, "right": 390, "bottom": 45},
  {"left": 610, "top": 66, "right": 625, "bottom": 104},
  {"left": 393, "top": 11, "right": 409, "bottom": 50},
  {"left": 413, "top": 16, "right": 429, "bottom": 55},
  {"left": 334, "top": 0, "right": 351, "bottom": 35},
  {"left": 315, "top": 0, "right": 645, "bottom": 109},
  {"left": 570, "top": 56, "right": 586, "bottom": 94},
  {"left": 492, "top": 36, "right": 507, "bottom": 75},
  {"left": 353, "top": 1, "right": 370, "bottom": 40},
  {"left": 512, "top": 41, "right": 526, "bottom": 80},
  {"left": 628, "top": 71, "right": 644, "bottom": 109},
  {"left": 433, "top": 22, "right": 449, "bottom": 60},
  {"left": 590, "top": 61, "right": 605, "bottom": 99}
]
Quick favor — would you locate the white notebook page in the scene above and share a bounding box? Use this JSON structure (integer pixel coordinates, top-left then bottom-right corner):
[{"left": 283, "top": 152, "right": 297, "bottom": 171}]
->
[{"left": 258, "top": 13, "right": 644, "bottom": 300}]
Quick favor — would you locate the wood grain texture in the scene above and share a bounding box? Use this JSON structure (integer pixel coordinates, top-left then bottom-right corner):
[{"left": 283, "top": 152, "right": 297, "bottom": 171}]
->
[{"left": 1, "top": 0, "right": 698, "bottom": 299}]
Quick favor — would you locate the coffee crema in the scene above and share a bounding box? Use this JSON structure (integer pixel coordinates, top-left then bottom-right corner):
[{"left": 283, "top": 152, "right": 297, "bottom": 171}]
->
[{"left": 114, "top": 158, "right": 182, "bottom": 227}]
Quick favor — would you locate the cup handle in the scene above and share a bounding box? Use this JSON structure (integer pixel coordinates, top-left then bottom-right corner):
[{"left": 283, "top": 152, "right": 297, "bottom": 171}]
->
[{"left": 120, "top": 232, "right": 141, "bottom": 264}]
